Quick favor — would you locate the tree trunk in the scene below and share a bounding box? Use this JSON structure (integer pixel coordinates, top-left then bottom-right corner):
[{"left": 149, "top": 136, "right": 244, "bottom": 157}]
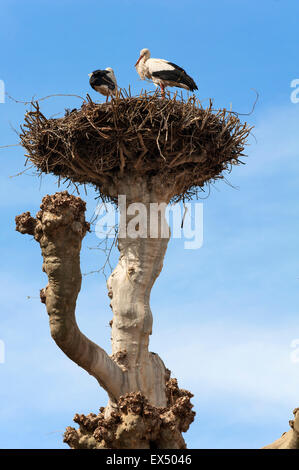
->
[
  {"left": 15, "top": 184, "right": 195, "bottom": 449},
  {"left": 106, "top": 178, "right": 171, "bottom": 413}
]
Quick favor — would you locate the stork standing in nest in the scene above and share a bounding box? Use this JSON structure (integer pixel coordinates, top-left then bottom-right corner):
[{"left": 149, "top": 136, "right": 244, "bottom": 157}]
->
[
  {"left": 135, "top": 48, "right": 198, "bottom": 99},
  {"left": 88, "top": 68, "right": 118, "bottom": 102}
]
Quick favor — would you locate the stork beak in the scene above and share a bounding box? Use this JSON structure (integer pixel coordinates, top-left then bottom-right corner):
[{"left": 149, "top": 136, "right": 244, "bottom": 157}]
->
[
  {"left": 88, "top": 73, "right": 92, "bottom": 78},
  {"left": 135, "top": 55, "right": 143, "bottom": 67}
]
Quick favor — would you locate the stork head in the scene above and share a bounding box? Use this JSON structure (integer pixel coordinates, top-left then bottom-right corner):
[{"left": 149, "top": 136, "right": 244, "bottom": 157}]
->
[{"left": 135, "top": 48, "right": 150, "bottom": 67}]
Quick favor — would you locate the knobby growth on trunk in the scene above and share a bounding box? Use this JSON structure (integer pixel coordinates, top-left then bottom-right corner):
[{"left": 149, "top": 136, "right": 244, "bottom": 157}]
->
[
  {"left": 15, "top": 91, "right": 275, "bottom": 449},
  {"left": 262, "top": 408, "right": 299, "bottom": 449}
]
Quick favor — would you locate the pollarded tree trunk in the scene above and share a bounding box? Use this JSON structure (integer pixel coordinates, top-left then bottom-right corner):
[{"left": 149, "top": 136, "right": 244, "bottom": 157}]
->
[
  {"left": 16, "top": 182, "right": 195, "bottom": 449},
  {"left": 16, "top": 190, "right": 299, "bottom": 449},
  {"left": 107, "top": 178, "right": 171, "bottom": 412}
]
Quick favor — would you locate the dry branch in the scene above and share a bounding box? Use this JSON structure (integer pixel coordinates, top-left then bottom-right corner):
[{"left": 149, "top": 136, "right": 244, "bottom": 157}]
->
[{"left": 15, "top": 192, "right": 124, "bottom": 402}]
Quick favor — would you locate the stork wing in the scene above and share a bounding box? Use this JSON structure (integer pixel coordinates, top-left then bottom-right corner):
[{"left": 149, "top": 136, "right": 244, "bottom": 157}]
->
[
  {"left": 89, "top": 70, "right": 116, "bottom": 91},
  {"left": 166, "top": 61, "right": 186, "bottom": 73},
  {"left": 148, "top": 59, "right": 198, "bottom": 91}
]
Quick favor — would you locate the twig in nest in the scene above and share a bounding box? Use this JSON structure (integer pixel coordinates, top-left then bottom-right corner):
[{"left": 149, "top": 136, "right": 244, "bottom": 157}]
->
[{"left": 6, "top": 93, "right": 85, "bottom": 105}]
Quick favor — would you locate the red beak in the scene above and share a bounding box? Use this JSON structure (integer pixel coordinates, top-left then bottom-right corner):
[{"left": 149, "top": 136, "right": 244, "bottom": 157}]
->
[{"left": 135, "top": 55, "right": 143, "bottom": 67}]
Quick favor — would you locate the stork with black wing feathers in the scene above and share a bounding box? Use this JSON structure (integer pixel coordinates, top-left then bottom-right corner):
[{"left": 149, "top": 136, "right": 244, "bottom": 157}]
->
[
  {"left": 88, "top": 68, "right": 117, "bottom": 102},
  {"left": 135, "top": 48, "right": 198, "bottom": 99}
]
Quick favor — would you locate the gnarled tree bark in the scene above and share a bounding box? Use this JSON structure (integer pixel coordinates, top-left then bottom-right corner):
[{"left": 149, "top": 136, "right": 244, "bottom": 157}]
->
[
  {"left": 106, "top": 177, "right": 173, "bottom": 412},
  {"left": 263, "top": 408, "right": 299, "bottom": 449},
  {"left": 15, "top": 193, "right": 124, "bottom": 403},
  {"left": 16, "top": 184, "right": 195, "bottom": 449}
]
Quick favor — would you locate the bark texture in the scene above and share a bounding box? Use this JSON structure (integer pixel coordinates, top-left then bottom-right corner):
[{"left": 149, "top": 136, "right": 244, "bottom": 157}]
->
[
  {"left": 64, "top": 379, "right": 195, "bottom": 449},
  {"left": 15, "top": 192, "right": 123, "bottom": 402},
  {"left": 263, "top": 408, "right": 299, "bottom": 449},
  {"left": 15, "top": 187, "right": 195, "bottom": 448},
  {"left": 106, "top": 176, "right": 173, "bottom": 411}
]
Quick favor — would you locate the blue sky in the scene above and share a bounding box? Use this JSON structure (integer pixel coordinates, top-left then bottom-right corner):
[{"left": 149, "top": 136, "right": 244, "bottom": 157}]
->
[{"left": 0, "top": 0, "right": 299, "bottom": 449}]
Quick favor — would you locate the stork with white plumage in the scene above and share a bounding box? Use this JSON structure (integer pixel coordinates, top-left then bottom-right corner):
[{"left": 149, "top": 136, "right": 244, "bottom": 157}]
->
[
  {"left": 88, "top": 68, "right": 118, "bottom": 102},
  {"left": 135, "top": 48, "right": 198, "bottom": 99}
]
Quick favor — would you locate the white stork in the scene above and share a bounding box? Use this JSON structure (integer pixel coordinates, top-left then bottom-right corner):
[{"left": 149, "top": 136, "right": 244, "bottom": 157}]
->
[
  {"left": 88, "top": 68, "right": 117, "bottom": 102},
  {"left": 135, "top": 48, "right": 198, "bottom": 99}
]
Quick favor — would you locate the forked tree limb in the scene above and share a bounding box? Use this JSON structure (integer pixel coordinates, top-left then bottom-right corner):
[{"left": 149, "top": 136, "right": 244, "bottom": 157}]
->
[
  {"left": 16, "top": 188, "right": 195, "bottom": 448},
  {"left": 15, "top": 183, "right": 172, "bottom": 411},
  {"left": 15, "top": 192, "right": 124, "bottom": 402},
  {"left": 16, "top": 190, "right": 297, "bottom": 449}
]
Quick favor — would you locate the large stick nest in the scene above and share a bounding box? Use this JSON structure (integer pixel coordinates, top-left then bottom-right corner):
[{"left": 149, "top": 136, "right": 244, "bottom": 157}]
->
[{"left": 20, "top": 91, "right": 252, "bottom": 203}]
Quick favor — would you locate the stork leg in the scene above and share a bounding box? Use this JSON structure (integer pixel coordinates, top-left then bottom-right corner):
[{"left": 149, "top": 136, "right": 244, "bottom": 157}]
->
[{"left": 160, "top": 83, "right": 165, "bottom": 100}]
